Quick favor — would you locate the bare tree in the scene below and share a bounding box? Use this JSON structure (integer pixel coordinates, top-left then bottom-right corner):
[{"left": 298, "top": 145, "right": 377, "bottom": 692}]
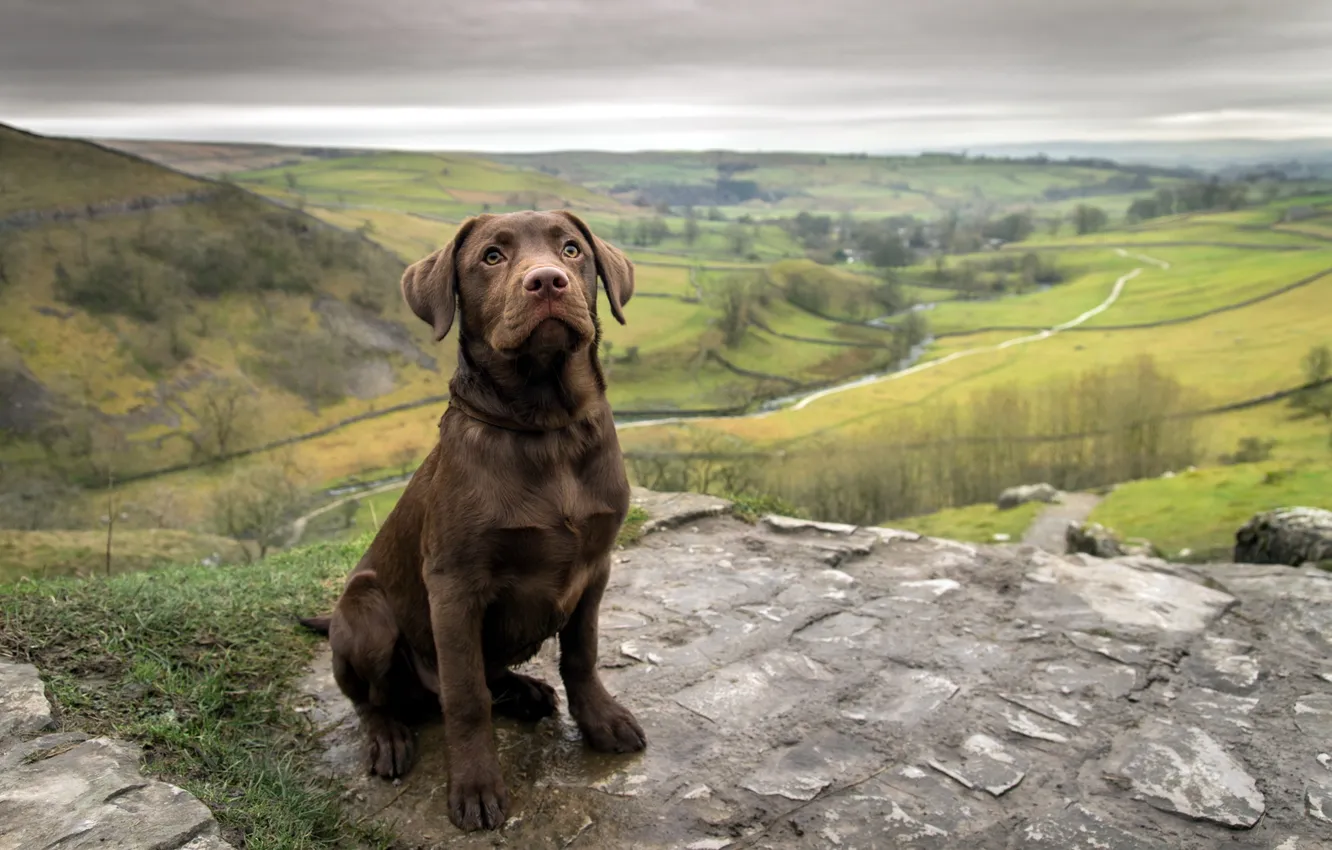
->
[
  {"left": 392, "top": 444, "right": 421, "bottom": 477},
  {"left": 191, "top": 377, "right": 256, "bottom": 462},
  {"left": 211, "top": 463, "right": 307, "bottom": 560},
  {"left": 703, "top": 272, "right": 761, "bottom": 347},
  {"left": 103, "top": 468, "right": 117, "bottom": 576}
]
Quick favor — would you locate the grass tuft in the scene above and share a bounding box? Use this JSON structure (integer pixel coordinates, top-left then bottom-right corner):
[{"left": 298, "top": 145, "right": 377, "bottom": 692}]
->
[
  {"left": 615, "top": 504, "right": 651, "bottom": 548},
  {"left": 0, "top": 537, "right": 391, "bottom": 850},
  {"left": 898, "top": 501, "right": 1045, "bottom": 543},
  {"left": 728, "top": 492, "right": 806, "bottom": 524}
]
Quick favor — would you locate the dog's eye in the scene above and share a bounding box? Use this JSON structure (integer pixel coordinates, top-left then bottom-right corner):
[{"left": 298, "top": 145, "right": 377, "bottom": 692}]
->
[
  {"left": 562, "top": 242, "right": 581, "bottom": 259},
  {"left": 483, "top": 248, "right": 503, "bottom": 265}
]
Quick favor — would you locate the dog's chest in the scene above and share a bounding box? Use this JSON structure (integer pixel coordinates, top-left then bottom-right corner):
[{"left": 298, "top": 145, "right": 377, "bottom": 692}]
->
[
  {"left": 484, "top": 465, "right": 625, "bottom": 581},
  {"left": 480, "top": 469, "right": 626, "bottom": 664}
]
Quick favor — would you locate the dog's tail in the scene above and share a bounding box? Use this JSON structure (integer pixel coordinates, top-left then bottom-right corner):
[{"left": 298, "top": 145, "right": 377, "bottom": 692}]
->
[{"left": 297, "top": 614, "right": 332, "bottom": 635}]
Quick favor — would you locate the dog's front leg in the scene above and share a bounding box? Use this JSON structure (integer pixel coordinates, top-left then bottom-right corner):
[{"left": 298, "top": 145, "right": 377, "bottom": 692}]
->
[
  {"left": 558, "top": 559, "right": 647, "bottom": 753},
  {"left": 425, "top": 571, "right": 508, "bottom": 831}
]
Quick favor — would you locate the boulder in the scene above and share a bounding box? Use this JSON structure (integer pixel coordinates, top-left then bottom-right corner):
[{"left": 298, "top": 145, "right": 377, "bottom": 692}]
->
[
  {"left": 1234, "top": 507, "right": 1332, "bottom": 567},
  {"left": 1065, "top": 521, "right": 1125, "bottom": 557},
  {"left": 997, "top": 483, "right": 1059, "bottom": 511}
]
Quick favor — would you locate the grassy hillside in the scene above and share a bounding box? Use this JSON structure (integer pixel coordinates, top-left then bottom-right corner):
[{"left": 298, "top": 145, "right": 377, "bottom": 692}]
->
[
  {"left": 95, "top": 138, "right": 363, "bottom": 177},
  {"left": 1, "top": 129, "right": 201, "bottom": 215},
  {"left": 233, "top": 150, "right": 630, "bottom": 220},
  {"left": 0, "top": 123, "right": 453, "bottom": 533}
]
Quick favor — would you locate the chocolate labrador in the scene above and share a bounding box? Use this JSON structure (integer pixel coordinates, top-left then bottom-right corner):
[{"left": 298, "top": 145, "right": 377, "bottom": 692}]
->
[{"left": 300, "top": 210, "right": 642, "bottom": 831}]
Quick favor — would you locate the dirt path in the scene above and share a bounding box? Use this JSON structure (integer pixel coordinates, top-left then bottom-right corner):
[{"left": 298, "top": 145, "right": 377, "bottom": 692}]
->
[
  {"left": 285, "top": 479, "right": 408, "bottom": 546},
  {"left": 1021, "top": 492, "right": 1103, "bottom": 553}
]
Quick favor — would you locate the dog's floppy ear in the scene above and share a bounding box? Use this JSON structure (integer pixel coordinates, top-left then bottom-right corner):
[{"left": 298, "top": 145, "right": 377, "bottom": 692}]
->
[
  {"left": 558, "top": 211, "right": 634, "bottom": 325},
  {"left": 401, "top": 217, "right": 480, "bottom": 341}
]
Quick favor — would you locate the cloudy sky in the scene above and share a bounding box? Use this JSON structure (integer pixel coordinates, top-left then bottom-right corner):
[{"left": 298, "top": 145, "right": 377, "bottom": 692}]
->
[{"left": 3, "top": 0, "right": 1331, "bottom": 152}]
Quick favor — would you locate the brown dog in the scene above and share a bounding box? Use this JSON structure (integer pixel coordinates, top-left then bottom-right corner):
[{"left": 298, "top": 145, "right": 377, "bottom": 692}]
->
[{"left": 301, "top": 210, "right": 643, "bottom": 832}]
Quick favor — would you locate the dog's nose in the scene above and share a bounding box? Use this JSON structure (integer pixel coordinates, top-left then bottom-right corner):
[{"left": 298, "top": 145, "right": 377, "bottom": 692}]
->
[{"left": 522, "top": 266, "right": 569, "bottom": 299}]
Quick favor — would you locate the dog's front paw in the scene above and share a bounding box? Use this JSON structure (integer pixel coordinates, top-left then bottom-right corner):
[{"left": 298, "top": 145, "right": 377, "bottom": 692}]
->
[
  {"left": 575, "top": 696, "right": 647, "bottom": 753},
  {"left": 447, "top": 761, "right": 509, "bottom": 831},
  {"left": 365, "top": 717, "right": 415, "bottom": 778}
]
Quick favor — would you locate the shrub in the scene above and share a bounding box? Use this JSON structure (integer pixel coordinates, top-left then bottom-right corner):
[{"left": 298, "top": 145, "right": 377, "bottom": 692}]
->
[{"left": 1219, "top": 437, "right": 1277, "bottom": 465}]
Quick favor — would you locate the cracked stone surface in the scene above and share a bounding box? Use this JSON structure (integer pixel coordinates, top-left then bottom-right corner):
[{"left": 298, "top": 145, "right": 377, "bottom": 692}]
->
[
  {"left": 1102, "top": 717, "right": 1265, "bottom": 828},
  {"left": 292, "top": 503, "right": 1332, "bottom": 848},
  {"left": 0, "top": 661, "right": 235, "bottom": 850}
]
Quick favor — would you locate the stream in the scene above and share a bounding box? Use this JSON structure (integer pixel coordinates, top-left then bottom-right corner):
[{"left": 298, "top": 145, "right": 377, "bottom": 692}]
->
[{"left": 618, "top": 252, "right": 1162, "bottom": 430}]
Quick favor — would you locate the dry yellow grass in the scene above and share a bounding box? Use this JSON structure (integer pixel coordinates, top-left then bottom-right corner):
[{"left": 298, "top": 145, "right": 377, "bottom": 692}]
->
[{"left": 0, "top": 528, "right": 247, "bottom": 582}]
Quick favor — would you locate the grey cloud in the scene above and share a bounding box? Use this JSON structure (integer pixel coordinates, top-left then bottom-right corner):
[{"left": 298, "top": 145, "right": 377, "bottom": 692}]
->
[{"left": 2, "top": 0, "right": 1330, "bottom": 148}]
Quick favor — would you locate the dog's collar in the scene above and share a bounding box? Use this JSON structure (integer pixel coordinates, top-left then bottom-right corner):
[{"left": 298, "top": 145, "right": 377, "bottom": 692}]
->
[{"left": 448, "top": 397, "right": 565, "bottom": 434}]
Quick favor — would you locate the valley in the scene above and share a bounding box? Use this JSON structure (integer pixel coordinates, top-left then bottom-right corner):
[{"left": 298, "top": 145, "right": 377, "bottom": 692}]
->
[{"left": 2, "top": 127, "right": 1330, "bottom": 573}]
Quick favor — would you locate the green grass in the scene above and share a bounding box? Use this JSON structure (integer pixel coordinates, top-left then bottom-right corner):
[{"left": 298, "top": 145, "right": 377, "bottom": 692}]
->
[
  {"left": 616, "top": 504, "right": 650, "bottom": 546},
  {"left": 0, "top": 538, "right": 392, "bottom": 849},
  {"left": 897, "top": 501, "right": 1044, "bottom": 543},
  {"left": 727, "top": 492, "right": 805, "bottom": 524},
  {"left": 1090, "top": 460, "right": 1332, "bottom": 559}
]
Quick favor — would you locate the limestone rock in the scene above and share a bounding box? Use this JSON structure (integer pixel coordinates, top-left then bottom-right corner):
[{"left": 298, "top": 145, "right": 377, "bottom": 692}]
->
[
  {"left": 1066, "top": 520, "right": 1126, "bottom": 557},
  {"left": 1020, "top": 552, "right": 1235, "bottom": 639},
  {"left": 1181, "top": 636, "right": 1261, "bottom": 694},
  {"left": 0, "top": 660, "right": 53, "bottom": 749},
  {"left": 998, "top": 482, "right": 1059, "bottom": 510},
  {"left": 1234, "top": 506, "right": 1332, "bottom": 566},
  {"left": 0, "top": 661, "right": 234, "bottom": 850},
  {"left": 1103, "top": 718, "right": 1265, "bottom": 828},
  {"left": 927, "top": 733, "right": 1027, "bottom": 796},
  {"left": 1306, "top": 775, "right": 1332, "bottom": 824},
  {"left": 0, "top": 737, "right": 230, "bottom": 849},
  {"left": 630, "top": 486, "right": 733, "bottom": 533},
  {"left": 288, "top": 501, "right": 1325, "bottom": 848},
  {"left": 1017, "top": 804, "right": 1166, "bottom": 849}
]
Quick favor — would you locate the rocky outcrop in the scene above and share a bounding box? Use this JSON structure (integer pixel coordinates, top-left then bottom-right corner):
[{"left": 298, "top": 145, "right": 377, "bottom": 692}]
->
[
  {"left": 1066, "top": 520, "right": 1126, "bottom": 557},
  {"left": 997, "top": 482, "right": 1059, "bottom": 510},
  {"left": 294, "top": 499, "right": 1332, "bottom": 849},
  {"left": 1235, "top": 506, "right": 1332, "bottom": 566},
  {"left": 0, "top": 660, "right": 235, "bottom": 849},
  {"left": 0, "top": 353, "right": 54, "bottom": 435},
  {"left": 1065, "top": 521, "right": 1160, "bottom": 559},
  {"left": 6, "top": 488, "right": 1329, "bottom": 849},
  {"left": 313, "top": 295, "right": 437, "bottom": 372}
]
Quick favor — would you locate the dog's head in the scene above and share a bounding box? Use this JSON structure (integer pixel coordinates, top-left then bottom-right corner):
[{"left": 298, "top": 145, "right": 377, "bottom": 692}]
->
[{"left": 400, "top": 210, "right": 633, "bottom": 362}]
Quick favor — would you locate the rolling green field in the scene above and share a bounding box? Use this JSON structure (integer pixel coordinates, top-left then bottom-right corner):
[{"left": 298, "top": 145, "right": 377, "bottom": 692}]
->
[
  {"left": 1090, "top": 462, "right": 1332, "bottom": 560},
  {"left": 294, "top": 194, "right": 1332, "bottom": 553},
  {"left": 487, "top": 150, "right": 1183, "bottom": 218},
  {"left": 234, "top": 150, "right": 628, "bottom": 219},
  {"left": 615, "top": 199, "right": 1332, "bottom": 546}
]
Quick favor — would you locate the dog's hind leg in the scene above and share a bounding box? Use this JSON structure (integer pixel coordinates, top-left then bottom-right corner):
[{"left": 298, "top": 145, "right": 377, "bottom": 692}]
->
[
  {"left": 327, "top": 571, "right": 431, "bottom": 778},
  {"left": 488, "top": 669, "right": 558, "bottom": 721}
]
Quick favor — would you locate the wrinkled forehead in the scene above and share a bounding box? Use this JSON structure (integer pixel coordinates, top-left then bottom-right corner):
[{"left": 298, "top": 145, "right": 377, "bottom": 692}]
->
[{"left": 465, "top": 211, "right": 581, "bottom": 253}]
